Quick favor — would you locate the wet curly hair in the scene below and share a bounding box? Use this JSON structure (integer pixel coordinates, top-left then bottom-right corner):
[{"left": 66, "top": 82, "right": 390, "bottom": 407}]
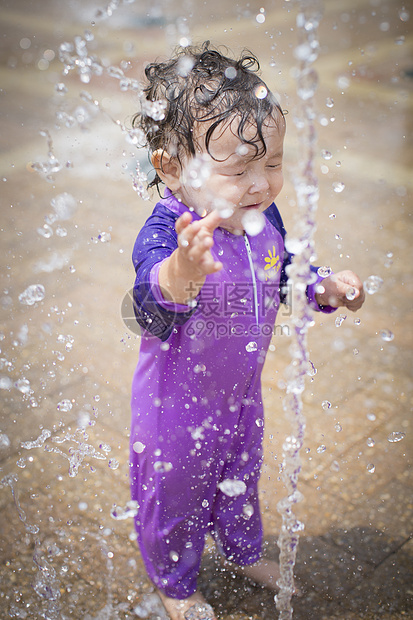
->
[{"left": 132, "top": 41, "right": 284, "bottom": 189}]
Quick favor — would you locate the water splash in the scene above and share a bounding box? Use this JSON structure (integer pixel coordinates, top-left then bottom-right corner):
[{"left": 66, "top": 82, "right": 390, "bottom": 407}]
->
[
  {"left": 1, "top": 474, "right": 61, "bottom": 618},
  {"left": 21, "top": 428, "right": 51, "bottom": 449},
  {"left": 364, "top": 275, "right": 383, "bottom": 294},
  {"left": 275, "top": 1, "right": 323, "bottom": 618},
  {"left": 18, "top": 284, "right": 46, "bottom": 306}
]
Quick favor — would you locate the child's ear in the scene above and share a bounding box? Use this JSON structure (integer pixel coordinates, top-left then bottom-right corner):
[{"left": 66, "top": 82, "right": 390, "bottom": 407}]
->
[{"left": 151, "top": 150, "right": 181, "bottom": 191}]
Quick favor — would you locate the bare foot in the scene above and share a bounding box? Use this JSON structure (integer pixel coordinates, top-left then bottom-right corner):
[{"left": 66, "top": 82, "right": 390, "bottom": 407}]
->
[
  {"left": 224, "top": 557, "right": 301, "bottom": 596},
  {"left": 225, "top": 557, "right": 281, "bottom": 590},
  {"left": 157, "top": 589, "right": 217, "bottom": 620}
]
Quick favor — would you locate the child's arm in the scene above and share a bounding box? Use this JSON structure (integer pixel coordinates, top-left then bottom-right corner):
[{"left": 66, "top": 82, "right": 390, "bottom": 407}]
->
[
  {"left": 315, "top": 270, "right": 365, "bottom": 311},
  {"left": 158, "top": 209, "right": 224, "bottom": 305}
]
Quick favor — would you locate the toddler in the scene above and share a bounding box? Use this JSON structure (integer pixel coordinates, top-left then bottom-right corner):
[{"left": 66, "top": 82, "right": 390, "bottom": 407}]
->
[{"left": 129, "top": 42, "right": 365, "bottom": 620}]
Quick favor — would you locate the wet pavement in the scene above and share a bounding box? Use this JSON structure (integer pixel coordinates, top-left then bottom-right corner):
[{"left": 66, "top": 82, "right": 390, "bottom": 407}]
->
[{"left": 0, "top": 0, "right": 412, "bottom": 618}]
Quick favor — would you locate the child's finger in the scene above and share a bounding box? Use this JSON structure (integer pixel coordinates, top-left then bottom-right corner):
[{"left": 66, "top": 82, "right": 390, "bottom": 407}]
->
[
  {"left": 199, "top": 208, "right": 224, "bottom": 232},
  {"left": 175, "top": 211, "right": 193, "bottom": 235}
]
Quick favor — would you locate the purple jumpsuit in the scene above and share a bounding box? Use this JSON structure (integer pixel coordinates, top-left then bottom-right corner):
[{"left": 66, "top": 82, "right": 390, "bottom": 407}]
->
[{"left": 130, "top": 189, "right": 330, "bottom": 598}]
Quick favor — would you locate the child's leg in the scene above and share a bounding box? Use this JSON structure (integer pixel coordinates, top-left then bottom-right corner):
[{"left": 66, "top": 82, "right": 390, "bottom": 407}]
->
[
  {"left": 130, "top": 408, "right": 233, "bottom": 600},
  {"left": 210, "top": 391, "right": 293, "bottom": 594}
]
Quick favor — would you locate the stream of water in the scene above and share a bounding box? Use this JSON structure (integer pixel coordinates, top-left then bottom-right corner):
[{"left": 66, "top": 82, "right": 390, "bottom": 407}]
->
[{"left": 275, "top": 1, "right": 323, "bottom": 618}]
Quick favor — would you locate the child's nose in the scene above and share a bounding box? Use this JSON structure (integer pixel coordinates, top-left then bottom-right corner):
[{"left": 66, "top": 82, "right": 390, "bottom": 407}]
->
[{"left": 249, "top": 172, "right": 270, "bottom": 193}]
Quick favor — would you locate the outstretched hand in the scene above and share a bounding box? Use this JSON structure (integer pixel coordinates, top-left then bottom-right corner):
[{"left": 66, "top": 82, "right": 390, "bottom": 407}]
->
[
  {"left": 175, "top": 209, "right": 224, "bottom": 278},
  {"left": 158, "top": 209, "right": 224, "bottom": 305},
  {"left": 315, "top": 270, "right": 365, "bottom": 311}
]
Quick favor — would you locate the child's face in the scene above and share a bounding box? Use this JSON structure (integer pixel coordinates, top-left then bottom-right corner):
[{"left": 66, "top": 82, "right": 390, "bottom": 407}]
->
[{"left": 176, "top": 115, "right": 285, "bottom": 234}]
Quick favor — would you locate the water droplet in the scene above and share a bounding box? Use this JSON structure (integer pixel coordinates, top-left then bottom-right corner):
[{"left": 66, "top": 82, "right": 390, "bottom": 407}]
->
[
  {"left": 321, "top": 149, "right": 332, "bottom": 160},
  {"left": 236, "top": 144, "right": 249, "bottom": 156},
  {"left": 19, "top": 284, "right": 46, "bottom": 306},
  {"left": 15, "top": 378, "right": 31, "bottom": 394},
  {"left": 316, "top": 444, "right": 326, "bottom": 454},
  {"left": 254, "top": 84, "right": 268, "bottom": 101},
  {"left": 154, "top": 461, "right": 172, "bottom": 473},
  {"left": 387, "top": 431, "right": 405, "bottom": 443},
  {"left": 333, "top": 181, "right": 345, "bottom": 193},
  {"left": 108, "top": 458, "right": 119, "bottom": 470},
  {"left": 306, "top": 360, "right": 317, "bottom": 377},
  {"left": 78, "top": 501, "right": 88, "bottom": 511},
  {"left": 224, "top": 66, "right": 237, "bottom": 80},
  {"left": 202, "top": 499, "right": 209, "bottom": 508},
  {"left": 285, "top": 237, "right": 307, "bottom": 254},
  {"left": 337, "top": 75, "right": 350, "bottom": 90},
  {"left": 256, "top": 12, "right": 266, "bottom": 24},
  {"left": 141, "top": 98, "right": 167, "bottom": 121},
  {"left": 331, "top": 460, "right": 340, "bottom": 471},
  {"left": 317, "top": 265, "right": 332, "bottom": 278},
  {"left": 326, "top": 97, "right": 334, "bottom": 108},
  {"left": 21, "top": 429, "right": 51, "bottom": 449},
  {"left": 132, "top": 441, "right": 146, "bottom": 454},
  {"left": 110, "top": 500, "right": 139, "bottom": 520},
  {"left": 218, "top": 479, "right": 247, "bottom": 497},
  {"left": 98, "top": 232, "right": 111, "bottom": 243},
  {"left": 176, "top": 56, "right": 195, "bottom": 77},
  {"left": 169, "top": 551, "right": 179, "bottom": 562},
  {"left": 242, "top": 210, "right": 265, "bottom": 236},
  {"left": 246, "top": 341, "right": 258, "bottom": 353},
  {"left": 183, "top": 156, "right": 211, "bottom": 189},
  {"left": 37, "top": 224, "right": 53, "bottom": 238},
  {"left": 354, "top": 318, "right": 361, "bottom": 325},
  {"left": 55, "top": 82, "right": 68, "bottom": 95},
  {"left": 367, "top": 437, "right": 375, "bottom": 447},
  {"left": 243, "top": 503, "right": 254, "bottom": 518},
  {"left": 0, "top": 376, "right": 13, "bottom": 390},
  {"left": 345, "top": 287, "right": 357, "bottom": 301},
  {"left": 399, "top": 9, "right": 410, "bottom": 21},
  {"left": 380, "top": 329, "right": 394, "bottom": 342},
  {"left": 57, "top": 399, "right": 72, "bottom": 412},
  {"left": 364, "top": 275, "right": 383, "bottom": 295},
  {"left": 367, "top": 463, "right": 375, "bottom": 474},
  {"left": 56, "top": 225, "right": 67, "bottom": 237},
  {"left": 255, "top": 418, "right": 264, "bottom": 428},
  {"left": 297, "top": 67, "right": 318, "bottom": 100},
  {"left": 335, "top": 314, "right": 347, "bottom": 327},
  {"left": 335, "top": 423, "right": 342, "bottom": 432},
  {"left": 322, "top": 400, "right": 332, "bottom": 410},
  {"left": 329, "top": 213, "right": 336, "bottom": 219},
  {"left": 50, "top": 192, "right": 77, "bottom": 220},
  {"left": 367, "top": 412, "right": 376, "bottom": 422},
  {"left": 0, "top": 433, "right": 11, "bottom": 449}
]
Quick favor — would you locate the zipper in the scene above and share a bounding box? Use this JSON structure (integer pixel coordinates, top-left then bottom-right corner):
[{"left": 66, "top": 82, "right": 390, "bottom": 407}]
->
[{"left": 243, "top": 233, "right": 259, "bottom": 326}]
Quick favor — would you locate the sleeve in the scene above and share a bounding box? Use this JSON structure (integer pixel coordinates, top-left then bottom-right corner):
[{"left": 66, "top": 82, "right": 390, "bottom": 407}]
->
[
  {"left": 306, "top": 266, "right": 337, "bottom": 313},
  {"left": 264, "top": 203, "right": 336, "bottom": 313},
  {"left": 132, "top": 206, "right": 198, "bottom": 341}
]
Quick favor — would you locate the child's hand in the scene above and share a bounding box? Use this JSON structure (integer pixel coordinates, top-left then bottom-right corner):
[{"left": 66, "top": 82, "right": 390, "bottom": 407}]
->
[
  {"left": 158, "top": 209, "right": 224, "bottom": 305},
  {"left": 315, "top": 270, "right": 365, "bottom": 311},
  {"left": 175, "top": 209, "right": 223, "bottom": 278}
]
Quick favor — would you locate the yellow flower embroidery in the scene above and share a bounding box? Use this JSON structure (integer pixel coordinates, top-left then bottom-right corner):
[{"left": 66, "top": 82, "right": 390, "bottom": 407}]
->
[{"left": 264, "top": 245, "right": 281, "bottom": 280}]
